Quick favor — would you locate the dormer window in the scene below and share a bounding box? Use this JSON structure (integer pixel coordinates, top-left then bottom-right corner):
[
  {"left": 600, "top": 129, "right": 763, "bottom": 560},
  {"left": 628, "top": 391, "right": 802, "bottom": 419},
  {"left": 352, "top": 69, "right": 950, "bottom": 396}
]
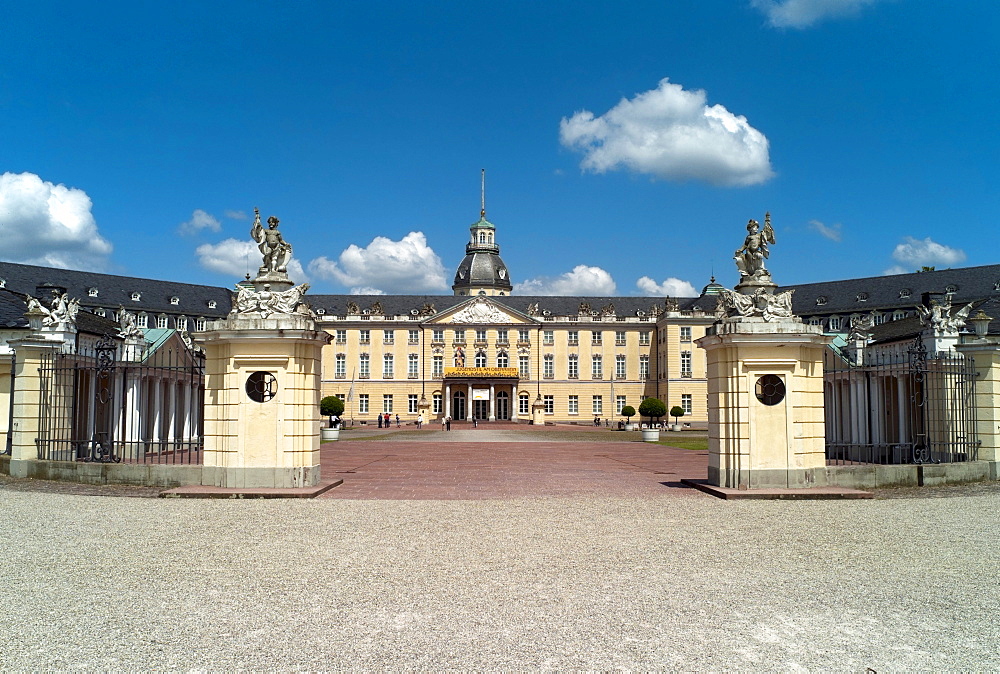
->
[
  {"left": 945, "top": 284, "right": 958, "bottom": 293},
  {"left": 856, "top": 292, "right": 868, "bottom": 302},
  {"left": 170, "top": 296, "right": 180, "bottom": 305},
  {"left": 88, "top": 288, "right": 98, "bottom": 297},
  {"left": 815, "top": 296, "right": 828, "bottom": 306},
  {"left": 208, "top": 300, "right": 217, "bottom": 309},
  {"left": 156, "top": 315, "right": 168, "bottom": 329},
  {"left": 137, "top": 313, "right": 148, "bottom": 328},
  {"left": 899, "top": 288, "right": 911, "bottom": 299},
  {"left": 0, "top": 278, "right": 5, "bottom": 288},
  {"left": 131, "top": 292, "right": 141, "bottom": 301}
]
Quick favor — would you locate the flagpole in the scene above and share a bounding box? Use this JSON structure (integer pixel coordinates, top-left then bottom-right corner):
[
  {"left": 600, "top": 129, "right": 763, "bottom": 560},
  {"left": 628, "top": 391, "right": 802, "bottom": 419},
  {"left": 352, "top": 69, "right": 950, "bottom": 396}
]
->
[{"left": 347, "top": 368, "right": 356, "bottom": 427}]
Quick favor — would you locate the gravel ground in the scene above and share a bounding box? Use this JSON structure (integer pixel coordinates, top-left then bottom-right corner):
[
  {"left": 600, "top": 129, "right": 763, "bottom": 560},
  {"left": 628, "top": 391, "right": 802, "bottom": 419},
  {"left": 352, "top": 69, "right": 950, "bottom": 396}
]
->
[{"left": 2, "top": 485, "right": 998, "bottom": 670}]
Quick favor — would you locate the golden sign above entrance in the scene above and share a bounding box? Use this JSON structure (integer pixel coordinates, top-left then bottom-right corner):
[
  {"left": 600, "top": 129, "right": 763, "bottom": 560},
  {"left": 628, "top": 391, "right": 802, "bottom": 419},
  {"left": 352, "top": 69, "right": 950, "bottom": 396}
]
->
[{"left": 444, "top": 367, "right": 519, "bottom": 378}]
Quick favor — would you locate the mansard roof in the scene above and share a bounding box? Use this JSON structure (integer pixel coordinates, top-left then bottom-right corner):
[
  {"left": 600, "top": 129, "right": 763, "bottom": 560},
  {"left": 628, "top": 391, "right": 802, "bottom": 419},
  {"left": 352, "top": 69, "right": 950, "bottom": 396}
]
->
[
  {"left": 782, "top": 264, "right": 1000, "bottom": 316},
  {"left": 0, "top": 261, "right": 233, "bottom": 317}
]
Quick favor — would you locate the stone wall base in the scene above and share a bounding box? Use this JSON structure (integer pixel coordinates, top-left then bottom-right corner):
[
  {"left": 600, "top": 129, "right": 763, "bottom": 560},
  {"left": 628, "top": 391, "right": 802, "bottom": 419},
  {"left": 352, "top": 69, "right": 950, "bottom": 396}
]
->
[
  {"left": 709, "top": 460, "right": 998, "bottom": 490},
  {"left": 0, "top": 456, "right": 320, "bottom": 489},
  {"left": 201, "top": 465, "right": 320, "bottom": 489}
]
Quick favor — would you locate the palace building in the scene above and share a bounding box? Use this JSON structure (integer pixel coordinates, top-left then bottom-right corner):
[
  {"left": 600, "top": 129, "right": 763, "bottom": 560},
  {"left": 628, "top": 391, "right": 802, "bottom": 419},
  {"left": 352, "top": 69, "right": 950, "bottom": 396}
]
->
[{"left": 3, "top": 203, "right": 1000, "bottom": 431}]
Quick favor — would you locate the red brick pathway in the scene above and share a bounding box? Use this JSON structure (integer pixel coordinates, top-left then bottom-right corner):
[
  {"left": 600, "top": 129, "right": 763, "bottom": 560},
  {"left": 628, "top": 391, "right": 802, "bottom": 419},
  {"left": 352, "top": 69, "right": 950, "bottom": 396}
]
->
[{"left": 319, "top": 426, "right": 708, "bottom": 499}]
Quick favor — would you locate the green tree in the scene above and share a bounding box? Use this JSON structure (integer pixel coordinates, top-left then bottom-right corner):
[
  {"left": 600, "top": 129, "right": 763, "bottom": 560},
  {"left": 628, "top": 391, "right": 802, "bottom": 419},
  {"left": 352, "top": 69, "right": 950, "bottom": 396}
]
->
[
  {"left": 321, "top": 396, "right": 345, "bottom": 427},
  {"left": 638, "top": 397, "right": 667, "bottom": 427},
  {"left": 620, "top": 405, "right": 636, "bottom": 425},
  {"left": 670, "top": 405, "right": 685, "bottom": 426}
]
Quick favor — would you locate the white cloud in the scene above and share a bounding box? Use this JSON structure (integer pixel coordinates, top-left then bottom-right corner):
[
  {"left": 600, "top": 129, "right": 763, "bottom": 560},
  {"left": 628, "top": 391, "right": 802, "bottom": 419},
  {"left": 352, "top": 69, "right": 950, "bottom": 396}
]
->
[
  {"left": 559, "top": 78, "right": 773, "bottom": 187},
  {"left": 350, "top": 287, "right": 385, "bottom": 296},
  {"left": 307, "top": 231, "right": 448, "bottom": 294},
  {"left": 224, "top": 209, "right": 249, "bottom": 220},
  {"left": 808, "top": 219, "right": 842, "bottom": 242},
  {"left": 883, "top": 236, "right": 966, "bottom": 275},
  {"left": 0, "top": 172, "right": 113, "bottom": 270},
  {"left": 514, "top": 265, "right": 617, "bottom": 296},
  {"left": 751, "top": 0, "right": 880, "bottom": 29},
  {"left": 196, "top": 238, "right": 307, "bottom": 281},
  {"left": 636, "top": 276, "right": 698, "bottom": 297},
  {"left": 178, "top": 208, "right": 221, "bottom": 235}
]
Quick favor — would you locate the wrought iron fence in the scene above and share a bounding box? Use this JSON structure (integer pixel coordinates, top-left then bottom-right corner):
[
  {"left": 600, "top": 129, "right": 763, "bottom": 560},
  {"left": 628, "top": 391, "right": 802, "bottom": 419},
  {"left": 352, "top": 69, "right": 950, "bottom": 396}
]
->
[
  {"left": 824, "top": 337, "right": 979, "bottom": 465},
  {"left": 36, "top": 335, "right": 205, "bottom": 464}
]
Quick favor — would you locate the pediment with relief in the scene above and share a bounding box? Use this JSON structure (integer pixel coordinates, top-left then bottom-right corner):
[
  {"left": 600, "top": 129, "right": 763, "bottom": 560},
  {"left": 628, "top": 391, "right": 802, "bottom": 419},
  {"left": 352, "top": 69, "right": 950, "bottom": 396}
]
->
[{"left": 428, "top": 296, "right": 534, "bottom": 325}]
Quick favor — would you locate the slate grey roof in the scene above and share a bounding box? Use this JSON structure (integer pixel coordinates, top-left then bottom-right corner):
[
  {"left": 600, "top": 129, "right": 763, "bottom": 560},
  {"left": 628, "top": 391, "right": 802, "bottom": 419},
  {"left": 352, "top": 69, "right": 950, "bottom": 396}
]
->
[
  {"left": 0, "top": 286, "right": 119, "bottom": 335},
  {"left": 782, "top": 265, "right": 1000, "bottom": 317},
  {"left": 307, "top": 294, "right": 683, "bottom": 318},
  {"left": 0, "top": 261, "right": 232, "bottom": 317}
]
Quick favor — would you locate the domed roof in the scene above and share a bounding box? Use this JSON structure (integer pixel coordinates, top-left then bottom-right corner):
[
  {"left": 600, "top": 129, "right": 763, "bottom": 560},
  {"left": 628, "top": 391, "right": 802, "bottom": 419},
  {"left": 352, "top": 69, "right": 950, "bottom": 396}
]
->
[{"left": 454, "top": 251, "right": 512, "bottom": 291}]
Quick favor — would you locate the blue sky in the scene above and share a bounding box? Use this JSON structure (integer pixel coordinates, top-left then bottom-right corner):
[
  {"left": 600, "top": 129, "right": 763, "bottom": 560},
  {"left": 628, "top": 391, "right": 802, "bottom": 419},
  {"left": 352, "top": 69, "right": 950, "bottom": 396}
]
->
[{"left": 2, "top": 1, "right": 998, "bottom": 297}]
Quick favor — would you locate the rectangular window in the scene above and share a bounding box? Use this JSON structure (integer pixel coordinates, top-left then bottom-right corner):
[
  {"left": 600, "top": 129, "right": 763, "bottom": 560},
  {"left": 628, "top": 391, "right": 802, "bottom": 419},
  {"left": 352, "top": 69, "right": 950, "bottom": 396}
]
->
[
  {"left": 408, "top": 329, "right": 419, "bottom": 344},
  {"left": 592, "top": 395, "right": 603, "bottom": 415},
  {"left": 639, "top": 355, "right": 649, "bottom": 380},
  {"left": 518, "top": 328, "right": 530, "bottom": 343},
  {"left": 829, "top": 317, "right": 842, "bottom": 331},
  {"left": 196, "top": 318, "right": 207, "bottom": 331},
  {"left": 408, "top": 354, "right": 419, "bottom": 377},
  {"left": 383, "top": 354, "right": 394, "bottom": 377},
  {"left": 615, "top": 330, "right": 626, "bottom": 346},
  {"left": 359, "top": 329, "right": 370, "bottom": 344},
  {"left": 519, "top": 355, "right": 530, "bottom": 377},
  {"left": 176, "top": 317, "right": 188, "bottom": 331},
  {"left": 359, "top": 354, "right": 370, "bottom": 378},
  {"left": 543, "top": 330, "right": 554, "bottom": 345},
  {"left": 519, "top": 395, "right": 530, "bottom": 415},
  {"left": 137, "top": 314, "right": 149, "bottom": 329},
  {"left": 433, "top": 329, "right": 444, "bottom": 343},
  {"left": 680, "top": 326, "right": 692, "bottom": 342},
  {"left": 616, "top": 395, "right": 626, "bottom": 414},
  {"left": 335, "top": 329, "right": 347, "bottom": 344},
  {"left": 681, "top": 351, "right": 692, "bottom": 377},
  {"left": 383, "top": 394, "right": 393, "bottom": 413},
  {"left": 568, "top": 395, "right": 578, "bottom": 414},
  {"left": 681, "top": 393, "right": 693, "bottom": 415},
  {"left": 383, "top": 330, "right": 394, "bottom": 344},
  {"left": 433, "top": 355, "right": 443, "bottom": 376},
  {"left": 433, "top": 393, "right": 442, "bottom": 414},
  {"left": 567, "top": 330, "right": 579, "bottom": 345},
  {"left": 335, "top": 354, "right": 346, "bottom": 377},
  {"left": 639, "top": 331, "right": 651, "bottom": 346},
  {"left": 615, "top": 355, "right": 627, "bottom": 379},
  {"left": 359, "top": 394, "right": 369, "bottom": 414},
  {"left": 592, "top": 331, "right": 602, "bottom": 345},
  {"left": 592, "top": 355, "right": 602, "bottom": 378},
  {"left": 543, "top": 395, "right": 554, "bottom": 414},
  {"left": 454, "top": 329, "right": 466, "bottom": 343},
  {"left": 568, "top": 356, "right": 578, "bottom": 378},
  {"left": 497, "top": 329, "right": 508, "bottom": 343},
  {"left": 475, "top": 329, "right": 487, "bottom": 343},
  {"left": 408, "top": 394, "right": 418, "bottom": 414},
  {"left": 543, "top": 355, "right": 554, "bottom": 378},
  {"left": 157, "top": 315, "right": 168, "bottom": 329}
]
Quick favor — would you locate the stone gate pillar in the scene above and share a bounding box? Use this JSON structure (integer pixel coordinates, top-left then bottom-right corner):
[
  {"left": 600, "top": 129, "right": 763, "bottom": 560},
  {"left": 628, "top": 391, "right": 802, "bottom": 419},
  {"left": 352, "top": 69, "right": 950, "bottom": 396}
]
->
[
  {"left": 955, "top": 329, "right": 1000, "bottom": 479},
  {"left": 195, "top": 208, "right": 331, "bottom": 489},
  {"left": 696, "top": 212, "right": 834, "bottom": 489},
  {"left": 7, "top": 336, "right": 64, "bottom": 477}
]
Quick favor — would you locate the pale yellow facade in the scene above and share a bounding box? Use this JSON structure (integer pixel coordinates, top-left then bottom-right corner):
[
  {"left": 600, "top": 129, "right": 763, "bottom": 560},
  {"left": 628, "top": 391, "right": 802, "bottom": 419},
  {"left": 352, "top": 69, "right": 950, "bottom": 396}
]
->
[{"left": 317, "top": 298, "right": 716, "bottom": 425}]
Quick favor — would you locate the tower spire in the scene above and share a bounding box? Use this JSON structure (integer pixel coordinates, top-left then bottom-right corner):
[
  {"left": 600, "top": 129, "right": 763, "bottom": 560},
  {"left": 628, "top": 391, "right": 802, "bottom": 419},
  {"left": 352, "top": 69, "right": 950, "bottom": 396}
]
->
[{"left": 480, "top": 168, "right": 486, "bottom": 218}]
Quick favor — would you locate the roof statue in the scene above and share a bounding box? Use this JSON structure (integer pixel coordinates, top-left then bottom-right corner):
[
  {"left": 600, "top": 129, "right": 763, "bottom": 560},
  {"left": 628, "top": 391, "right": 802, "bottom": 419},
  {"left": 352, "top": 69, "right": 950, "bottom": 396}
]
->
[
  {"left": 734, "top": 212, "right": 775, "bottom": 282},
  {"left": 232, "top": 283, "right": 312, "bottom": 318},
  {"left": 25, "top": 292, "right": 79, "bottom": 332},
  {"left": 916, "top": 296, "right": 975, "bottom": 336},
  {"left": 251, "top": 207, "right": 293, "bottom": 280},
  {"left": 117, "top": 306, "right": 144, "bottom": 340}
]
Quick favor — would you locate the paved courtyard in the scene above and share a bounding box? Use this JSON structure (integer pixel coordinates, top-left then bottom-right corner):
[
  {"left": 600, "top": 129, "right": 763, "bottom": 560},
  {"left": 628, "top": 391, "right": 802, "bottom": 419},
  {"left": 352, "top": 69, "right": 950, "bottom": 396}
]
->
[
  {"left": 1, "top": 427, "right": 998, "bottom": 669},
  {"left": 320, "top": 425, "right": 708, "bottom": 499}
]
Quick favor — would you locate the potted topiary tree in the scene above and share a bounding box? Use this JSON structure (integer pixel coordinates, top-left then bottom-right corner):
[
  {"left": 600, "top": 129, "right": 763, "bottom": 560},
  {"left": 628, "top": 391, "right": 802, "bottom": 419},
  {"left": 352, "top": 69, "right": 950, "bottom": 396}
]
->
[
  {"left": 638, "top": 398, "right": 666, "bottom": 442},
  {"left": 620, "top": 405, "right": 637, "bottom": 431},
  {"left": 320, "top": 396, "right": 345, "bottom": 442},
  {"left": 669, "top": 405, "right": 685, "bottom": 432}
]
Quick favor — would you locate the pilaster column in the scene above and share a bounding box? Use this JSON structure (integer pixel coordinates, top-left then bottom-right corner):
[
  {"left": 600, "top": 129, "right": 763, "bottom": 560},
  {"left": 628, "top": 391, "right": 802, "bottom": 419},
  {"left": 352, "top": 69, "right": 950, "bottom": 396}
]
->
[
  {"left": 955, "top": 341, "right": 1000, "bottom": 472},
  {"left": 7, "top": 337, "right": 63, "bottom": 477},
  {"left": 489, "top": 383, "right": 496, "bottom": 421},
  {"left": 445, "top": 383, "right": 451, "bottom": 419}
]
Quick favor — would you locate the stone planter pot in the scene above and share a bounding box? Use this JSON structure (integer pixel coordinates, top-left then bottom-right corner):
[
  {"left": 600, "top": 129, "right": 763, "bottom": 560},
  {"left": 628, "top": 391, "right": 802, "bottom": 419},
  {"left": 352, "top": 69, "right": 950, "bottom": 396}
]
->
[
  {"left": 320, "top": 427, "right": 340, "bottom": 442},
  {"left": 641, "top": 428, "right": 660, "bottom": 442},
  {"left": 671, "top": 423, "right": 682, "bottom": 432},
  {"left": 625, "top": 423, "right": 638, "bottom": 431}
]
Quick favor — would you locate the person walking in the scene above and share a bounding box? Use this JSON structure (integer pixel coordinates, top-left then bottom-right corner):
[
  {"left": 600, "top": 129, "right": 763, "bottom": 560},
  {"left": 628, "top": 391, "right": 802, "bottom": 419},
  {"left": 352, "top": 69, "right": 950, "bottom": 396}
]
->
[
  {"left": 417, "top": 413, "right": 423, "bottom": 429},
  {"left": 395, "top": 414, "right": 400, "bottom": 428},
  {"left": 377, "top": 414, "right": 383, "bottom": 429},
  {"left": 441, "top": 416, "right": 446, "bottom": 431},
  {"left": 446, "top": 416, "right": 451, "bottom": 431}
]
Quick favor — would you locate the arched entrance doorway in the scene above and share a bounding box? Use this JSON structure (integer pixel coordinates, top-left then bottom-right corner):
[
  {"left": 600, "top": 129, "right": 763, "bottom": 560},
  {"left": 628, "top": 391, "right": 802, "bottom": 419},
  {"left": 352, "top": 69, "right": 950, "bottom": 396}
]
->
[
  {"left": 496, "top": 391, "right": 510, "bottom": 420},
  {"left": 452, "top": 390, "right": 466, "bottom": 420}
]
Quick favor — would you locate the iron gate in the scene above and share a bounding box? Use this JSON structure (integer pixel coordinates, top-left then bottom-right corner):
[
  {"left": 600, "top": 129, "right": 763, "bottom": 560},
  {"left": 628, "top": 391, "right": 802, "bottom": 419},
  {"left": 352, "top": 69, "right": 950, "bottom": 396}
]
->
[
  {"left": 36, "top": 335, "right": 205, "bottom": 464},
  {"left": 824, "top": 337, "right": 979, "bottom": 465}
]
